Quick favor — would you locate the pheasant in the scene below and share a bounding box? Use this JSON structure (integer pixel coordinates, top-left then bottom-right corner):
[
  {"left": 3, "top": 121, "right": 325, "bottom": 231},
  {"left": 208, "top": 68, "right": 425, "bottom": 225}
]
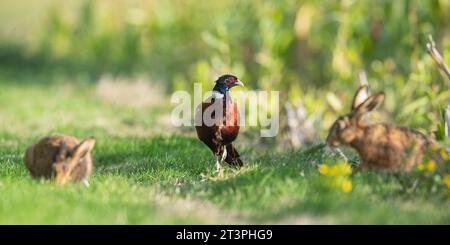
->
[{"left": 195, "top": 74, "right": 244, "bottom": 172}]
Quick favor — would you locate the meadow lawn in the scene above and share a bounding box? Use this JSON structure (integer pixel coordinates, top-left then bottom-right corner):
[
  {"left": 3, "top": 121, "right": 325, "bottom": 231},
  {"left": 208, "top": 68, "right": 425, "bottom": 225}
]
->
[{"left": 0, "top": 73, "right": 449, "bottom": 225}]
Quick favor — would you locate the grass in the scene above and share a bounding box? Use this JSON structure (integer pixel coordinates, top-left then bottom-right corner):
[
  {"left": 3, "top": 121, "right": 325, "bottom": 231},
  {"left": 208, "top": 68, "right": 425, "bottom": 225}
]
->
[{"left": 0, "top": 74, "right": 449, "bottom": 224}]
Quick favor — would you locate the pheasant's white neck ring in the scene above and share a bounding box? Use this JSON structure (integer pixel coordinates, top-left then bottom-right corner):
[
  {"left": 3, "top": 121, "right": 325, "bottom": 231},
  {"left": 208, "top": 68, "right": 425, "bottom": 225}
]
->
[{"left": 211, "top": 91, "right": 225, "bottom": 99}]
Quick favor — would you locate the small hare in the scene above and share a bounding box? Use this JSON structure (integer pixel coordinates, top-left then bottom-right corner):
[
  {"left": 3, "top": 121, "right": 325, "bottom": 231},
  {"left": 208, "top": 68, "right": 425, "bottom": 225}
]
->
[
  {"left": 326, "top": 85, "right": 440, "bottom": 172},
  {"left": 24, "top": 135, "right": 96, "bottom": 185}
]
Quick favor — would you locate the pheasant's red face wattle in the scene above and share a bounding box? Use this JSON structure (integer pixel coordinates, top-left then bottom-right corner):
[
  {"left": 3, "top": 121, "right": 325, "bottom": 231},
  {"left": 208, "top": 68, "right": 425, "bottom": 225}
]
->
[
  {"left": 226, "top": 77, "right": 236, "bottom": 87},
  {"left": 226, "top": 76, "right": 244, "bottom": 88}
]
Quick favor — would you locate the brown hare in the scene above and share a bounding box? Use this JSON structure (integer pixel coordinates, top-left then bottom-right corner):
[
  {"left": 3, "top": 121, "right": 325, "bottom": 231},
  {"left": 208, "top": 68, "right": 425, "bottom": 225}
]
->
[
  {"left": 24, "top": 135, "right": 96, "bottom": 185},
  {"left": 326, "top": 85, "right": 440, "bottom": 172}
]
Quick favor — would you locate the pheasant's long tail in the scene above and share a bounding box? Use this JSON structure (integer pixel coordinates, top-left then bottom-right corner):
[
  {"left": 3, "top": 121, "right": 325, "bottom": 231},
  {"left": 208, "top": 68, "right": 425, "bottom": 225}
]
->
[{"left": 224, "top": 143, "right": 243, "bottom": 167}]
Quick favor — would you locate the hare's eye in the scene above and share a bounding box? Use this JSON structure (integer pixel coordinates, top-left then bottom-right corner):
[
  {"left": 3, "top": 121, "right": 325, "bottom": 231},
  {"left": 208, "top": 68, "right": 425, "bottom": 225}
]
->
[{"left": 338, "top": 120, "right": 346, "bottom": 129}]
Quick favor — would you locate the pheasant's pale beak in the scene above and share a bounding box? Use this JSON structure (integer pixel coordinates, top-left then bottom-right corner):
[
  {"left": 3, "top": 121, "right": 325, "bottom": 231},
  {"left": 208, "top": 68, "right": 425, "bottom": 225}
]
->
[{"left": 234, "top": 80, "right": 244, "bottom": 87}]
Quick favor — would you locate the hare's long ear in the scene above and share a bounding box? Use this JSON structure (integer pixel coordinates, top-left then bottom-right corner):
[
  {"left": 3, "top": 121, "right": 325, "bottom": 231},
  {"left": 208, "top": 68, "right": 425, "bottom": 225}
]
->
[
  {"left": 352, "top": 92, "right": 385, "bottom": 122},
  {"left": 56, "top": 142, "right": 68, "bottom": 162},
  {"left": 72, "top": 137, "right": 96, "bottom": 161},
  {"left": 351, "top": 85, "right": 371, "bottom": 111}
]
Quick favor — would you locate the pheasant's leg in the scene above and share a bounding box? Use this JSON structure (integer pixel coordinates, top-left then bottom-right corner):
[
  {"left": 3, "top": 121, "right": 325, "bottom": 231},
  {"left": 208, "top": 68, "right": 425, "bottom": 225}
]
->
[
  {"left": 215, "top": 155, "right": 222, "bottom": 173},
  {"left": 216, "top": 148, "right": 228, "bottom": 177},
  {"left": 221, "top": 147, "right": 227, "bottom": 162}
]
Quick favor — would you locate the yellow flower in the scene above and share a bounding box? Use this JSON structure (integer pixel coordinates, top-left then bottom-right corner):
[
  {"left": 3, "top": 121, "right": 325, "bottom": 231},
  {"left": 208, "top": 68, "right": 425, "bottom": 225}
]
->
[
  {"left": 329, "top": 165, "right": 339, "bottom": 176},
  {"left": 426, "top": 160, "right": 436, "bottom": 172},
  {"left": 318, "top": 164, "right": 329, "bottom": 175},
  {"left": 341, "top": 179, "right": 352, "bottom": 193},
  {"left": 440, "top": 149, "right": 450, "bottom": 160},
  {"left": 430, "top": 144, "right": 440, "bottom": 153},
  {"left": 417, "top": 160, "right": 435, "bottom": 172},
  {"left": 444, "top": 174, "right": 450, "bottom": 189},
  {"left": 337, "top": 162, "right": 352, "bottom": 175},
  {"left": 417, "top": 163, "right": 425, "bottom": 171}
]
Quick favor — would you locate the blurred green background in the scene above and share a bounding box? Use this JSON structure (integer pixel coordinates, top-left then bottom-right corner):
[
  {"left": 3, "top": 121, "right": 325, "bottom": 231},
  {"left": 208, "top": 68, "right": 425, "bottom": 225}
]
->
[{"left": 1, "top": 0, "right": 449, "bottom": 139}]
